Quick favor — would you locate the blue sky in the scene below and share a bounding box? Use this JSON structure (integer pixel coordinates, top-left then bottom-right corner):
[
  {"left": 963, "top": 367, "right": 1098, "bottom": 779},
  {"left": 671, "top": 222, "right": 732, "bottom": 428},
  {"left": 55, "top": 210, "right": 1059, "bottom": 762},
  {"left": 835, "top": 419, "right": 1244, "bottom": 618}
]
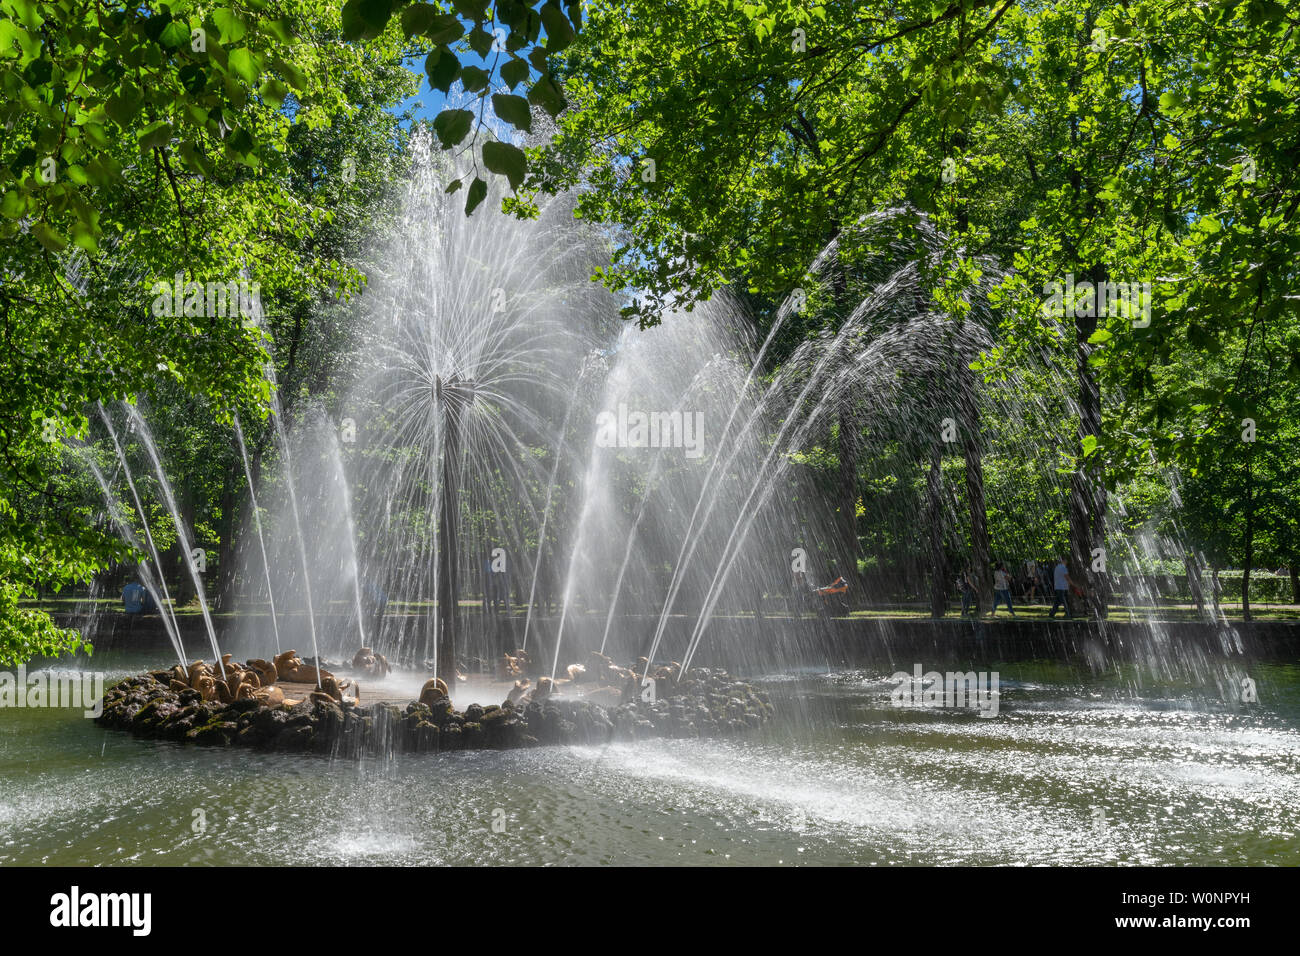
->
[{"left": 395, "top": 58, "right": 452, "bottom": 125}]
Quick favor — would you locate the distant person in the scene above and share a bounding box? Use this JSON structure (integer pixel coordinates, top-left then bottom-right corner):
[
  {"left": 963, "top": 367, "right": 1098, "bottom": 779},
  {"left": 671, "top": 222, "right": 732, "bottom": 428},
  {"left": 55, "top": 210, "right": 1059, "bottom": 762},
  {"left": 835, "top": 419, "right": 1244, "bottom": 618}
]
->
[
  {"left": 992, "top": 563, "right": 1016, "bottom": 617},
  {"left": 1048, "top": 557, "right": 1077, "bottom": 619},
  {"left": 1023, "top": 559, "right": 1040, "bottom": 602},
  {"left": 815, "top": 563, "right": 850, "bottom": 614},
  {"left": 959, "top": 566, "right": 978, "bottom": 617}
]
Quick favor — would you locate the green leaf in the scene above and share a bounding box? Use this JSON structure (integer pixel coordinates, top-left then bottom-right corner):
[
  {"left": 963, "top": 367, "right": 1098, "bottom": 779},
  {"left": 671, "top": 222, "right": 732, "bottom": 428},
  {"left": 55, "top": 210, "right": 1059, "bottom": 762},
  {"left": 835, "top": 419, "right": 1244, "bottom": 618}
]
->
[
  {"left": 425, "top": 47, "right": 460, "bottom": 93},
  {"left": 500, "top": 57, "right": 529, "bottom": 89},
  {"left": 482, "top": 140, "right": 526, "bottom": 189},
  {"left": 466, "top": 27, "right": 494, "bottom": 57},
  {"left": 104, "top": 89, "right": 141, "bottom": 127},
  {"left": 158, "top": 20, "right": 190, "bottom": 48},
  {"left": 228, "top": 48, "right": 262, "bottom": 85},
  {"left": 460, "top": 66, "right": 489, "bottom": 93},
  {"left": 211, "top": 8, "right": 247, "bottom": 44},
  {"left": 80, "top": 122, "right": 110, "bottom": 149},
  {"left": 32, "top": 221, "right": 67, "bottom": 252},
  {"left": 84, "top": 154, "right": 121, "bottom": 184},
  {"left": 342, "top": 0, "right": 387, "bottom": 40},
  {"left": 261, "top": 18, "right": 296, "bottom": 45},
  {"left": 492, "top": 93, "right": 531, "bottom": 132},
  {"left": 540, "top": 2, "right": 576, "bottom": 52},
  {"left": 137, "top": 121, "right": 173, "bottom": 150},
  {"left": 70, "top": 218, "right": 98, "bottom": 253},
  {"left": 260, "top": 78, "right": 290, "bottom": 109},
  {"left": 527, "top": 73, "right": 566, "bottom": 116},
  {"left": 432, "top": 108, "right": 474, "bottom": 148},
  {"left": 465, "top": 176, "right": 487, "bottom": 215},
  {"left": 225, "top": 126, "right": 254, "bottom": 153},
  {"left": 0, "top": 190, "right": 26, "bottom": 218},
  {"left": 426, "top": 15, "right": 465, "bottom": 45},
  {"left": 400, "top": 3, "right": 438, "bottom": 36},
  {"left": 177, "top": 140, "right": 212, "bottom": 176},
  {"left": 451, "top": 0, "right": 491, "bottom": 17},
  {"left": 359, "top": 0, "right": 395, "bottom": 32},
  {"left": 339, "top": 0, "right": 364, "bottom": 39},
  {"left": 272, "top": 57, "right": 309, "bottom": 92},
  {"left": 178, "top": 63, "right": 207, "bottom": 95},
  {"left": 9, "top": 147, "right": 35, "bottom": 176}
]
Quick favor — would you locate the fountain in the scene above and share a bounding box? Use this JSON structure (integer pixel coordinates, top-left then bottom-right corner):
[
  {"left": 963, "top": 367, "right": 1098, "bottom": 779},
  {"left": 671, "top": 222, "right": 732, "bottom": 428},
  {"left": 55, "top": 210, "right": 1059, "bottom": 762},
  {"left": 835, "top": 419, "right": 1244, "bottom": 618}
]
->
[
  {"left": 6, "top": 115, "right": 1290, "bottom": 872},
  {"left": 72, "top": 151, "right": 1269, "bottom": 764}
]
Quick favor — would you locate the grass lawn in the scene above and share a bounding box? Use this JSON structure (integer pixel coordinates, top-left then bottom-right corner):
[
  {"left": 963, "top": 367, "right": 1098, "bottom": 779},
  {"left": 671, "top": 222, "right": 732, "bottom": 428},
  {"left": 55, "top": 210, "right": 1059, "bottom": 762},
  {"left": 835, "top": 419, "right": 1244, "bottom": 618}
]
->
[{"left": 23, "top": 596, "right": 1300, "bottom": 623}]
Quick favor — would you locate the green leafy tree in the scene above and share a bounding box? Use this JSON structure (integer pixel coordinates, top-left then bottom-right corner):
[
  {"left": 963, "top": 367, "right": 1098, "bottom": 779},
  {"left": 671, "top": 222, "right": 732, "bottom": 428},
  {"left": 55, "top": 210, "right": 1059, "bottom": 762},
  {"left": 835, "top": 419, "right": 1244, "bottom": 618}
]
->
[{"left": 0, "top": 2, "right": 409, "bottom": 664}]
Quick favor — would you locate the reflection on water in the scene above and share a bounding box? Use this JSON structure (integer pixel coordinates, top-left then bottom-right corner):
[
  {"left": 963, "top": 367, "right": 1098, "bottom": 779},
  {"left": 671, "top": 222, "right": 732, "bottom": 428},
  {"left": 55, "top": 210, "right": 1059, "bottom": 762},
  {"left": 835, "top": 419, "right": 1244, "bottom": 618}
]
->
[{"left": 2, "top": 653, "right": 1296, "bottom": 865}]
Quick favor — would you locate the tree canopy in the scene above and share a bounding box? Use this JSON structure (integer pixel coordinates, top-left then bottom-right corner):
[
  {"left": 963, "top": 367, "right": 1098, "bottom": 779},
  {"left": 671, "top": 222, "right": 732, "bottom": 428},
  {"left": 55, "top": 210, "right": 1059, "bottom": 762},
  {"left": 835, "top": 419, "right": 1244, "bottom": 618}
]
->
[{"left": 1, "top": 0, "right": 1297, "bottom": 664}]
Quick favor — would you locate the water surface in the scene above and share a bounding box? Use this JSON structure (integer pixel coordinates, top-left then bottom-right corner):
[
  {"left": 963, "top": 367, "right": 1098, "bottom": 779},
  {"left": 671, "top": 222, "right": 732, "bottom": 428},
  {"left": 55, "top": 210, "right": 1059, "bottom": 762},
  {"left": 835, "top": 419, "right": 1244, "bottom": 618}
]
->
[{"left": 2, "top": 653, "right": 1296, "bottom": 865}]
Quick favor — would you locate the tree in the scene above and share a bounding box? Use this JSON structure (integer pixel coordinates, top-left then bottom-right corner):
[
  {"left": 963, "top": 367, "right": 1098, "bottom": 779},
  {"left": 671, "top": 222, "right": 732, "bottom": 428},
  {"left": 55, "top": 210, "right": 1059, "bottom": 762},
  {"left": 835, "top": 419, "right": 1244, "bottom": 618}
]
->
[
  {"left": 0, "top": 2, "right": 408, "bottom": 664},
  {"left": 530, "top": 0, "right": 1017, "bottom": 323},
  {"left": 341, "top": 0, "right": 583, "bottom": 213}
]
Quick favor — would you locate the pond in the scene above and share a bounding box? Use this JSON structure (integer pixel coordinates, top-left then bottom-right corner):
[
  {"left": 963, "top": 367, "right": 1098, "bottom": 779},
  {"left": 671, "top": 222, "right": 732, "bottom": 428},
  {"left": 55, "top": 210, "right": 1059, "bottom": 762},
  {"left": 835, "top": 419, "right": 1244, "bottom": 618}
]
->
[{"left": 2, "top": 652, "right": 1296, "bottom": 865}]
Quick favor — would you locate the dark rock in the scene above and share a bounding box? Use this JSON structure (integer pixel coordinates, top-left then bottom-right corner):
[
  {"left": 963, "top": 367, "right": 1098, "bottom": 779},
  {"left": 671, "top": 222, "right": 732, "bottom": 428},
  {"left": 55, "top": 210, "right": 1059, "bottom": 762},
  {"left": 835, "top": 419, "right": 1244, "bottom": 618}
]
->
[{"left": 188, "top": 720, "right": 236, "bottom": 746}]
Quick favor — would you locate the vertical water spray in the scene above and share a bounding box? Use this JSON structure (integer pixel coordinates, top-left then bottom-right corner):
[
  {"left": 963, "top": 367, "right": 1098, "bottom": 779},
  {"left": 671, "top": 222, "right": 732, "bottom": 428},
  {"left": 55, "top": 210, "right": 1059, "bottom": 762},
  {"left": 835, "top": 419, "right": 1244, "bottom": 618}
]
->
[
  {"left": 233, "top": 416, "right": 281, "bottom": 655},
  {"left": 318, "top": 410, "right": 368, "bottom": 654},
  {"left": 95, "top": 404, "right": 185, "bottom": 654},
  {"left": 521, "top": 363, "right": 593, "bottom": 653},
  {"left": 268, "top": 394, "right": 322, "bottom": 687},
  {"left": 82, "top": 455, "right": 187, "bottom": 666},
  {"left": 340, "top": 127, "right": 614, "bottom": 675},
  {"left": 121, "top": 403, "right": 225, "bottom": 679}
]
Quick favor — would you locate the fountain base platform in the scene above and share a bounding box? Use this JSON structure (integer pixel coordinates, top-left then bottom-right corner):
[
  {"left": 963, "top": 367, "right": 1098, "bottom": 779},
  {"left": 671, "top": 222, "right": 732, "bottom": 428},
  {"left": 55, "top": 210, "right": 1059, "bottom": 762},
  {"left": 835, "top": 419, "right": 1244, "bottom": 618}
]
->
[{"left": 94, "top": 667, "right": 773, "bottom": 756}]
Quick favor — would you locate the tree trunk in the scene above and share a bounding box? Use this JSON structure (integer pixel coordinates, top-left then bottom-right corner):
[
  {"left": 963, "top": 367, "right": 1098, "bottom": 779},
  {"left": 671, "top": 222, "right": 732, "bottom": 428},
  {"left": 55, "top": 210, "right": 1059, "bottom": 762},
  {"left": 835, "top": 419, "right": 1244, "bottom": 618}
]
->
[
  {"left": 835, "top": 408, "right": 860, "bottom": 596},
  {"left": 926, "top": 443, "right": 947, "bottom": 618},
  {"left": 173, "top": 495, "right": 197, "bottom": 606},
  {"left": 1290, "top": 563, "right": 1299, "bottom": 606},
  {"left": 1069, "top": 268, "right": 1110, "bottom": 620},
  {"left": 1184, "top": 552, "right": 1206, "bottom": 616},
  {"left": 436, "top": 408, "right": 462, "bottom": 683},
  {"left": 213, "top": 460, "right": 240, "bottom": 612},
  {"left": 1241, "top": 445, "right": 1254, "bottom": 622}
]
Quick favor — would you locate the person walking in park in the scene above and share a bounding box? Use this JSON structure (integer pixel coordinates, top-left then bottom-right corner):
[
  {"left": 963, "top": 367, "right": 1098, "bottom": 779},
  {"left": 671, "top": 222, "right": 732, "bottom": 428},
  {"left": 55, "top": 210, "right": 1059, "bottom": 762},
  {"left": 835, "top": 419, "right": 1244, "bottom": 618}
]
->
[
  {"left": 959, "top": 566, "right": 978, "bottom": 617},
  {"left": 992, "top": 563, "right": 1016, "bottom": 617},
  {"left": 1023, "top": 559, "right": 1040, "bottom": 603},
  {"left": 1048, "top": 557, "right": 1078, "bottom": 619}
]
